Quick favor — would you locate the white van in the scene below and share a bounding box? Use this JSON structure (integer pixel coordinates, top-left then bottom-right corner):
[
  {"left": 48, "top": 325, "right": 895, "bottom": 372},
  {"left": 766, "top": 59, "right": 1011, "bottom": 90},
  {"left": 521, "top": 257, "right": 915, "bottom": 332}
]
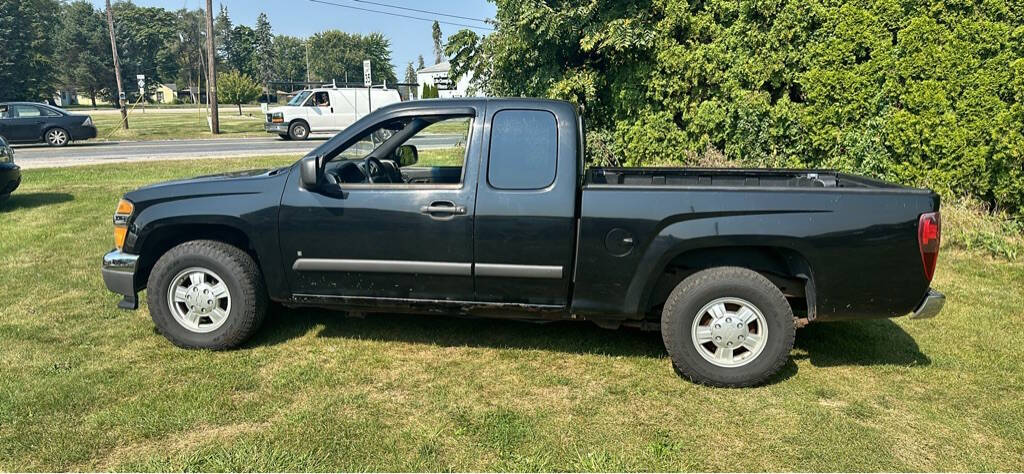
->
[{"left": 264, "top": 87, "right": 402, "bottom": 140}]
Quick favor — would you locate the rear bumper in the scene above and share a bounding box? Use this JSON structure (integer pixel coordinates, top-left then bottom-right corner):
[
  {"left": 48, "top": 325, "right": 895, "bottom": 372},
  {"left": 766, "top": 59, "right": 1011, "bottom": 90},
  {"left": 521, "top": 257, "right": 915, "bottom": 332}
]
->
[
  {"left": 102, "top": 249, "right": 140, "bottom": 310},
  {"left": 0, "top": 164, "right": 21, "bottom": 196},
  {"left": 73, "top": 125, "right": 98, "bottom": 140},
  {"left": 910, "top": 289, "right": 945, "bottom": 319}
]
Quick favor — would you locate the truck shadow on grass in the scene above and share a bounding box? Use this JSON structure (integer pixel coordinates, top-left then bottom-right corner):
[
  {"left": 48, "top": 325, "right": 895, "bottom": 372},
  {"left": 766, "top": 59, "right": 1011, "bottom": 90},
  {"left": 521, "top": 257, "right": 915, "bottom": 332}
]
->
[
  {"left": 793, "top": 319, "right": 931, "bottom": 367},
  {"left": 249, "top": 307, "right": 930, "bottom": 369},
  {"left": 0, "top": 192, "right": 73, "bottom": 212}
]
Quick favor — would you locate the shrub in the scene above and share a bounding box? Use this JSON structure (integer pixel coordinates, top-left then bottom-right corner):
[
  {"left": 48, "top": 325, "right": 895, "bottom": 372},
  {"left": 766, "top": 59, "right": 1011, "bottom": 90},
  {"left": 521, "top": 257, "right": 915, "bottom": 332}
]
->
[{"left": 450, "top": 0, "right": 1024, "bottom": 213}]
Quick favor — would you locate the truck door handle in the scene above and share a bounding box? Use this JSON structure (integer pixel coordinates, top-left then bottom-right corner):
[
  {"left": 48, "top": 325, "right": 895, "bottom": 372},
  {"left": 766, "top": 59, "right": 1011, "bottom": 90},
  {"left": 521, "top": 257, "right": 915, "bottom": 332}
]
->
[{"left": 420, "top": 201, "right": 466, "bottom": 218}]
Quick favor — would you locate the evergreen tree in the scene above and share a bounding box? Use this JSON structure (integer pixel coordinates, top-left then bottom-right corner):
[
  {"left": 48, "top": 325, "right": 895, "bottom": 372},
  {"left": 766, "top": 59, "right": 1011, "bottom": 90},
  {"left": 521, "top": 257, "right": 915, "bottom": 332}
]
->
[{"left": 431, "top": 21, "right": 443, "bottom": 64}]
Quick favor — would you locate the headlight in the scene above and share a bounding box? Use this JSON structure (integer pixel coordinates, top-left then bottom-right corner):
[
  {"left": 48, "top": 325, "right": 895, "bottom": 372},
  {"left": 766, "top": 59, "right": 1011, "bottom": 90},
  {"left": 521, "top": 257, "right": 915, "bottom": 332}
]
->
[
  {"left": 113, "top": 199, "right": 134, "bottom": 249},
  {"left": 271, "top": 112, "right": 283, "bottom": 123},
  {"left": 0, "top": 146, "right": 10, "bottom": 164},
  {"left": 83, "top": 116, "right": 93, "bottom": 126}
]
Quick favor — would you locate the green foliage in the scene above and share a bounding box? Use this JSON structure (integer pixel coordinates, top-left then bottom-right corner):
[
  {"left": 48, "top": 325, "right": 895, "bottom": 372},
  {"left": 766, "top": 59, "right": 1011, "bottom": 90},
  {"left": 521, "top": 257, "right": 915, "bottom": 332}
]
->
[
  {"left": 0, "top": 0, "right": 61, "bottom": 101},
  {"left": 218, "top": 70, "right": 261, "bottom": 115},
  {"left": 251, "top": 13, "right": 274, "bottom": 85},
  {"left": 307, "top": 30, "right": 396, "bottom": 84},
  {"left": 432, "top": 20, "right": 444, "bottom": 65},
  {"left": 109, "top": 1, "right": 180, "bottom": 102},
  {"left": 452, "top": 0, "right": 1024, "bottom": 213},
  {"left": 421, "top": 83, "right": 440, "bottom": 99},
  {"left": 404, "top": 62, "right": 418, "bottom": 98},
  {"left": 55, "top": 1, "right": 113, "bottom": 105},
  {"left": 273, "top": 35, "right": 307, "bottom": 83}
]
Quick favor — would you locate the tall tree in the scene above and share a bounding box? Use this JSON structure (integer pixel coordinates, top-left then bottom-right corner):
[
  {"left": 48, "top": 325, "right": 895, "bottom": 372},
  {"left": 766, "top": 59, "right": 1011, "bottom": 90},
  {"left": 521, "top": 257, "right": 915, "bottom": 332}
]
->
[
  {"left": 213, "top": 4, "right": 232, "bottom": 65},
  {"left": 431, "top": 21, "right": 443, "bottom": 64},
  {"left": 171, "top": 7, "right": 208, "bottom": 105},
  {"left": 273, "top": 35, "right": 307, "bottom": 83},
  {"left": 0, "top": 0, "right": 61, "bottom": 101},
  {"left": 251, "top": 13, "right": 274, "bottom": 88},
  {"left": 56, "top": 1, "right": 113, "bottom": 106},
  {"left": 227, "top": 25, "right": 256, "bottom": 77},
  {"left": 417, "top": 55, "right": 425, "bottom": 71},
  {"left": 404, "top": 62, "right": 417, "bottom": 99},
  {"left": 109, "top": 1, "right": 180, "bottom": 102},
  {"left": 307, "top": 30, "right": 396, "bottom": 84}
]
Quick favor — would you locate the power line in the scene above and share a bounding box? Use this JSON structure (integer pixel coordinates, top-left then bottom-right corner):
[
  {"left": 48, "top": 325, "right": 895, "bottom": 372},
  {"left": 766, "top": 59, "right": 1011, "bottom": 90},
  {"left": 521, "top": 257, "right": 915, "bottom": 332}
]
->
[
  {"left": 349, "top": 0, "right": 491, "bottom": 24},
  {"left": 307, "top": 0, "right": 495, "bottom": 31}
]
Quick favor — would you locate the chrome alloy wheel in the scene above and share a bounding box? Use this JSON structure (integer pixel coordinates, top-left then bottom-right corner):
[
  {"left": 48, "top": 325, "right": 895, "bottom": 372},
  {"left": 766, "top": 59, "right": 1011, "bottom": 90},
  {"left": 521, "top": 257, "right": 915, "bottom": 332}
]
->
[
  {"left": 166, "top": 267, "right": 231, "bottom": 333},
  {"left": 46, "top": 128, "right": 68, "bottom": 145},
  {"left": 691, "top": 297, "right": 768, "bottom": 367}
]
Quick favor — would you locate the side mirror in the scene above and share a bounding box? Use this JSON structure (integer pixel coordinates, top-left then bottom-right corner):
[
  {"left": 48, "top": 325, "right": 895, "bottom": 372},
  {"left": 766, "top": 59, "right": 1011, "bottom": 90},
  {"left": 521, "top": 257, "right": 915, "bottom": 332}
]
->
[
  {"left": 299, "top": 155, "right": 321, "bottom": 190},
  {"left": 395, "top": 145, "right": 418, "bottom": 167}
]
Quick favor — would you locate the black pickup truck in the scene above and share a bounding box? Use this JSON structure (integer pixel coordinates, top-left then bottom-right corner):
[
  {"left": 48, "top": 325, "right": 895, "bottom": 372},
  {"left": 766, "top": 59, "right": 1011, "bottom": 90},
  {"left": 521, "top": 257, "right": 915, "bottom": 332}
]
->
[{"left": 102, "top": 98, "right": 944, "bottom": 387}]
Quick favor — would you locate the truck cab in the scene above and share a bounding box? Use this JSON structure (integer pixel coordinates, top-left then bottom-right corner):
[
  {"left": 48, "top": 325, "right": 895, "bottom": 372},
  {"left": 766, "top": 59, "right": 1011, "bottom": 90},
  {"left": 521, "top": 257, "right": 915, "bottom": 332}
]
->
[
  {"left": 265, "top": 87, "right": 402, "bottom": 140},
  {"left": 104, "top": 98, "right": 943, "bottom": 387}
]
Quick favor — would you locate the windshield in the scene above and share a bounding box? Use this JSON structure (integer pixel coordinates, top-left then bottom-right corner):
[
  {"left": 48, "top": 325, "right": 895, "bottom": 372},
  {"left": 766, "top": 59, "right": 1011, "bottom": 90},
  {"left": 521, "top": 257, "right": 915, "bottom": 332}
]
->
[{"left": 287, "top": 91, "right": 311, "bottom": 106}]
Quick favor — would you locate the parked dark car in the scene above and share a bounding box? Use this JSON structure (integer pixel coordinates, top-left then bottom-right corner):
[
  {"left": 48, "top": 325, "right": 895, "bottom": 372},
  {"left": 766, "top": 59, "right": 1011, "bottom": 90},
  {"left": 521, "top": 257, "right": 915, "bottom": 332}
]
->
[
  {"left": 101, "top": 98, "right": 944, "bottom": 387},
  {"left": 0, "top": 136, "right": 20, "bottom": 202},
  {"left": 0, "top": 102, "right": 97, "bottom": 146}
]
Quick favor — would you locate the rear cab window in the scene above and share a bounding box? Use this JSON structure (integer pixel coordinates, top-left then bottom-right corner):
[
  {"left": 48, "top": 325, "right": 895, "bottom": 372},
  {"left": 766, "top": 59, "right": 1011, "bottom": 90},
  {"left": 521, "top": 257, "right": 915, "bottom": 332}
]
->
[{"left": 487, "top": 110, "right": 558, "bottom": 190}]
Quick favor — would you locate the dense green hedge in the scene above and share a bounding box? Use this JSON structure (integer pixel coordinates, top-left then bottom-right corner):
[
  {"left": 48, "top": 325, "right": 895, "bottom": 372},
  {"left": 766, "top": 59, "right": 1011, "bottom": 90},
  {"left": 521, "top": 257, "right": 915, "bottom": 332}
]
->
[{"left": 450, "top": 0, "right": 1024, "bottom": 212}]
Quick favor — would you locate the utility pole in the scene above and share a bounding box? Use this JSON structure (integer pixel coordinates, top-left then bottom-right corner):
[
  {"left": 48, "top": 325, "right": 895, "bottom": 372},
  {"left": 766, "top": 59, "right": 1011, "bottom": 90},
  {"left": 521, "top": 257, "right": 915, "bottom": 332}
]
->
[
  {"left": 205, "top": 0, "right": 219, "bottom": 134},
  {"left": 305, "top": 41, "right": 311, "bottom": 83},
  {"left": 105, "top": 0, "right": 128, "bottom": 129}
]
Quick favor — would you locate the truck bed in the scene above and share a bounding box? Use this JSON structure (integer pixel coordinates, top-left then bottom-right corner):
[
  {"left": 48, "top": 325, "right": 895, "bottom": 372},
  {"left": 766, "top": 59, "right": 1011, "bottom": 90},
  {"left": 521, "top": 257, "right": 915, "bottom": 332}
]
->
[{"left": 586, "top": 168, "right": 906, "bottom": 189}]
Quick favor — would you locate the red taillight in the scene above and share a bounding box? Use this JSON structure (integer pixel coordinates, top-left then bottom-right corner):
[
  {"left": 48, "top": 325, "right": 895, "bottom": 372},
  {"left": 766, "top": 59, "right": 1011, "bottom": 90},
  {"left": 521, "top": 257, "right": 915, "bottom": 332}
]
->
[{"left": 918, "top": 212, "right": 941, "bottom": 282}]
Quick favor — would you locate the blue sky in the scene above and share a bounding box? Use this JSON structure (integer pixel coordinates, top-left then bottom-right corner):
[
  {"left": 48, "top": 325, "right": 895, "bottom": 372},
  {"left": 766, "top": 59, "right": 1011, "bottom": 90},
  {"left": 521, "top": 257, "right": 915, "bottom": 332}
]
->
[{"left": 91, "top": 0, "right": 496, "bottom": 77}]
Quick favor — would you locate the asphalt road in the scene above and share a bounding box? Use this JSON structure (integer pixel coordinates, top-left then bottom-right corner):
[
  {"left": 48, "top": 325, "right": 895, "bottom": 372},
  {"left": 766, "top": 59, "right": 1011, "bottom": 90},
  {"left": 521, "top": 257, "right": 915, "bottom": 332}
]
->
[{"left": 13, "top": 134, "right": 465, "bottom": 169}]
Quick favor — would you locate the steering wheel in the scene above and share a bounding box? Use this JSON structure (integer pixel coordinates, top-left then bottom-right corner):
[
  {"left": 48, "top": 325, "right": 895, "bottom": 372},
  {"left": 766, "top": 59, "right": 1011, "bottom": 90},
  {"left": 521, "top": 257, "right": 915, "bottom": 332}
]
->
[{"left": 363, "top": 156, "right": 388, "bottom": 183}]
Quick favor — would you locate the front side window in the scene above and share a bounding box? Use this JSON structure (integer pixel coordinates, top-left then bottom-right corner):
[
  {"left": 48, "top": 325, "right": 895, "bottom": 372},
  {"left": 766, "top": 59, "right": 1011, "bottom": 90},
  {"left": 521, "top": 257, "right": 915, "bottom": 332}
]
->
[
  {"left": 287, "top": 91, "right": 310, "bottom": 106},
  {"left": 311, "top": 91, "right": 330, "bottom": 107},
  {"left": 324, "top": 115, "right": 471, "bottom": 186},
  {"left": 487, "top": 110, "right": 558, "bottom": 190}
]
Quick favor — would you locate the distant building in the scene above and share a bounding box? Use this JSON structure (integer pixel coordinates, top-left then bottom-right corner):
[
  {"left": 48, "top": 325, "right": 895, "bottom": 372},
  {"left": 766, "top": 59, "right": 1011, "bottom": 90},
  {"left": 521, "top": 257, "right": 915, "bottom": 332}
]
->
[
  {"left": 151, "top": 83, "right": 177, "bottom": 104},
  {"left": 416, "top": 61, "right": 479, "bottom": 99}
]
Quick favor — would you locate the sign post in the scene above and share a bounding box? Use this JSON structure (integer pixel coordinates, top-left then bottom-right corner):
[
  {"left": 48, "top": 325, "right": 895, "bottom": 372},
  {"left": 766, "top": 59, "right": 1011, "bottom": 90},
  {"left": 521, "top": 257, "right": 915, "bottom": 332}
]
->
[
  {"left": 363, "top": 59, "right": 372, "bottom": 111},
  {"left": 136, "top": 74, "right": 146, "bottom": 112}
]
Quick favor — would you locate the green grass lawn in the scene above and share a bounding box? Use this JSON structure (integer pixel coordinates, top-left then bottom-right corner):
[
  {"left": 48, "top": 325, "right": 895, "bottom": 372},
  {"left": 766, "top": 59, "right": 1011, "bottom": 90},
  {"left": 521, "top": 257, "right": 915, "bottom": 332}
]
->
[
  {"left": 1, "top": 157, "right": 1022, "bottom": 471},
  {"left": 91, "top": 111, "right": 266, "bottom": 141}
]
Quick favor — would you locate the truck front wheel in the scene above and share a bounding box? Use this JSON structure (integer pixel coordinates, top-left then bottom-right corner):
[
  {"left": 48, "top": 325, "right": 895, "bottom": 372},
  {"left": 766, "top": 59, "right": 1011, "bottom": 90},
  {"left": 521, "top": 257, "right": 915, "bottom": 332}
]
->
[
  {"left": 661, "top": 267, "right": 795, "bottom": 387},
  {"left": 146, "top": 240, "right": 267, "bottom": 350},
  {"left": 288, "top": 121, "right": 309, "bottom": 140}
]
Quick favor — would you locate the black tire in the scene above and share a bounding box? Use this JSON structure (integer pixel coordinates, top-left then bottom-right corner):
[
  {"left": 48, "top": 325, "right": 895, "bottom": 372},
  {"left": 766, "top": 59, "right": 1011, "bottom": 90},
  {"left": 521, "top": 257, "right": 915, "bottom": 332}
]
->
[
  {"left": 146, "top": 240, "right": 267, "bottom": 350},
  {"left": 661, "top": 267, "right": 795, "bottom": 388},
  {"left": 278, "top": 133, "right": 291, "bottom": 140},
  {"left": 288, "top": 121, "right": 309, "bottom": 140},
  {"left": 45, "top": 127, "right": 70, "bottom": 147}
]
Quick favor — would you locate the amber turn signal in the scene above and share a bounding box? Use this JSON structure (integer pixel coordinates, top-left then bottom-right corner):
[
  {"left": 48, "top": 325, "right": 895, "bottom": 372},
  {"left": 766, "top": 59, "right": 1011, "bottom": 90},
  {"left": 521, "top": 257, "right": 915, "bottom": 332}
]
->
[
  {"left": 114, "top": 226, "right": 128, "bottom": 250},
  {"left": 115, "top": 199, "right": 134, "bottom": 215}
]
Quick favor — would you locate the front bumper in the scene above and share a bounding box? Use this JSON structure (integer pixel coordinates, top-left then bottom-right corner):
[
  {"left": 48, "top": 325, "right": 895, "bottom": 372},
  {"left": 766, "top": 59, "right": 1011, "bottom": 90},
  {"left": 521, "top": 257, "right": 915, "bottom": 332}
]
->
[
  {"left": 102, "top": 249, "right": 140, "bottom": 310},
  {"left": 265, "top": 122, "right": 288, "bottom": 133},
  {"left": 910, "top": 289, "right": 945, "bottom": 319}
]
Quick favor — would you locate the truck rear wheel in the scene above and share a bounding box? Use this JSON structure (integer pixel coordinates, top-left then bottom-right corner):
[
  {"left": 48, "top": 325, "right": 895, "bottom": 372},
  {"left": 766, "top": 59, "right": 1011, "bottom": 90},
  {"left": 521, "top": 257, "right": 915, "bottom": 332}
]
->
[
  {"left": 288, "top": 121, "right": 309, "bottom": 140},
  {"left": 661, "top": 267, "right": 795, "bottom": 387},
  {"left": 146, "top": 240, "right": 267, "bottom": 350}
]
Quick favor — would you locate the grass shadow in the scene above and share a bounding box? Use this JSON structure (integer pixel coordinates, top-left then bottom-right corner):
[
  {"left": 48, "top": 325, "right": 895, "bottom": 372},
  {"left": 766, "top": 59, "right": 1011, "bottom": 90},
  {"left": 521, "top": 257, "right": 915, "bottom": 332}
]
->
[
  {"left": 0, "top": 192, "right": 74, "bottom": 212},
  {"left": 793, "top": 319, "right": 931, "bottom": 367},
  {"left": 248, "top": 306, "right": 668, "bottom": 359}
]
